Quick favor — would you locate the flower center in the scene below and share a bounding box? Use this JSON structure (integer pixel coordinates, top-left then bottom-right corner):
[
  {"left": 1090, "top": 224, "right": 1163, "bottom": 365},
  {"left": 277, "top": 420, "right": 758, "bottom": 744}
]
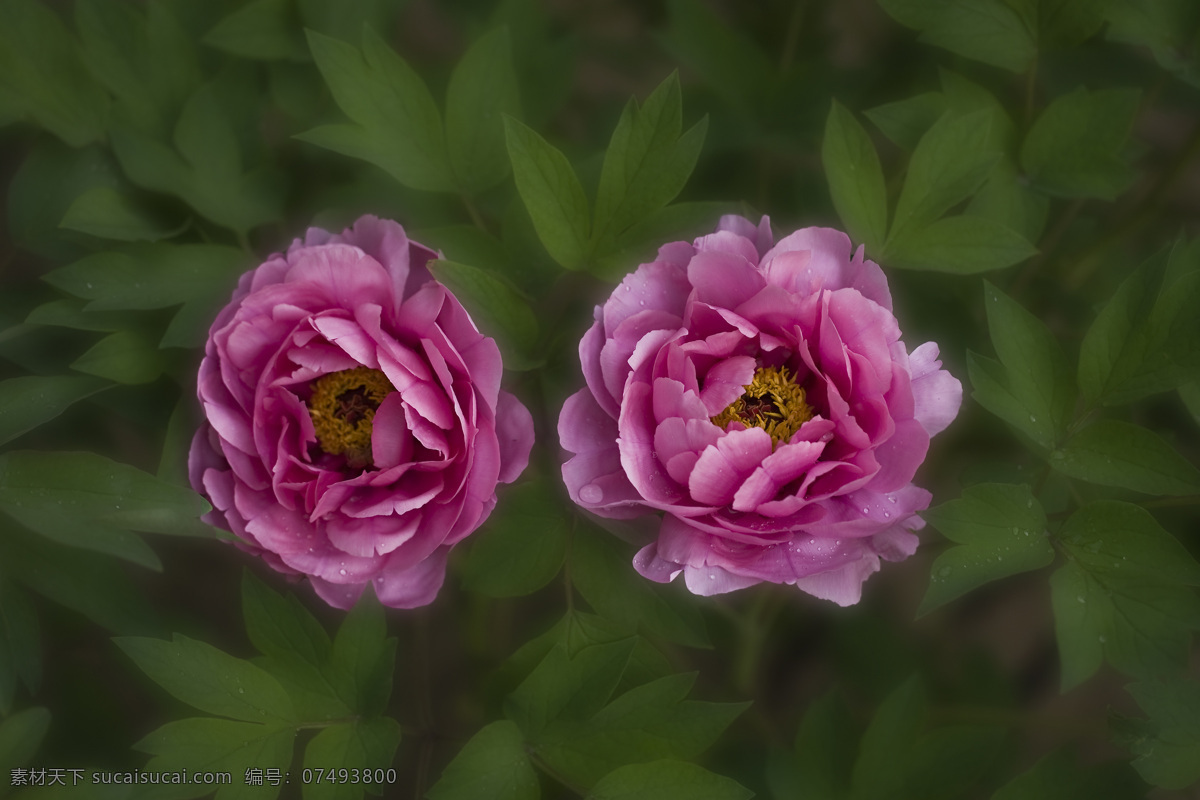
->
[
  {"left": 308, "top": 366, "right": 395, "bottom": 468},
  {"left": 711, "top": 365, "right": 813, "bottom": 446}
]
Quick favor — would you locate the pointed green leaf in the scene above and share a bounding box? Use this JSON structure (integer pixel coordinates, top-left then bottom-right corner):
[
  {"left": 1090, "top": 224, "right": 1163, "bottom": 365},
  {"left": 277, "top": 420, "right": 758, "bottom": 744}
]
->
[
  {"left": 504, "top": 115, "right": 590, "bottom": 269},
  {"left": 1050, "top": 420, "right": 1200, "bottom": 495},
  {"left": 588, "top": 760, "right": 752, "bottom": 800},
  {"left": 0, "top": 375, "right": 108, "bottom": 446},
  {"left": 865, "top": 92, "right": 946, "bottom": 151},
  {"left": 328, "top": 591, "right": 395, "bottom": 713},
  {"left": 445, "top": 27, "right": 521, "bottom": 194},
  {"left": 427, "top": 720, "right": 538, "bottom": 800},
  {"left": 0, "top": 450, "right": 212, "bottom": 538},
  {"left": 0, "top": 0, "right": 109, "bottom": 146},
  {"left": 1124, "top": 679, "right": 1200, "bottom": 789},
  {"left": 791, "top": 690, "right": 859, "bottom": 800},
  {"left": 1051, "top": 501, "right": 1200, "bottom": 688},
  {"left": 887, "top": 214, "right": 1036, "bottom": 273},
  {"left": 301, "top": 29, "right": 452, "bottom": 192},
  {"left": 60, "top": 186, "right": 187, "bottom": 242},
  {"left": 303, "top": 718, "right": 401, "bottom": 799},
  {"left": 135, "top": 717, "right": 295, "bottom": 800},
  {"left": 70, "top": 330, "right": 164, "bottom": 385},
  {"left": 459, "top": 477, "right": 567, "bottom": 597},
  {"left": 1020, "top": 87, "right": 1141, "bottom": 200},
  {"left": 851, "top": 677, "right": 926, "bottom": 800},
  {"left": 117, "top": 634, "right": 296, "bottom": 722},
  {"left": 877, "top": 0, "right": 1035, "bottom": 72},
  {"left": 571, "top": 524, "right": 710, "bottom": 648},
  {"left": 887, "top": 111, "right": 1001, "bottom": 247},
  {"left": 537, "top": 672, "right": 747, "bottom": 788},
  {"left": 976, "top": 282, "right": 1076, "bottom": 450},
  {"left": 920, "top": 484, "right": 1053, "bottom": 615},
  {"left": 823, "top": 100, "right": 887, "bottom": 255},
  {"left": 593, "top": 73, "right": 707, "bottom": 248},
  {"left": 0, "top": 579, "right": 40, "bottom": 715},
  {"left": 204, "top": 0, "right": 307, "bottom": 62}
]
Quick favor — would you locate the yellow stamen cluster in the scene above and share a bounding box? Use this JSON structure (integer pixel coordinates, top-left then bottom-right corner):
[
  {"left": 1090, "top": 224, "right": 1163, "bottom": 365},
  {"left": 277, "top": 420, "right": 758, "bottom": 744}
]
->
[
  {"left": 711, "top": 365, "right": 813, "bottom": 446},
  {"left": 308, "top": 367, "right": 395, "bottom": 468}
]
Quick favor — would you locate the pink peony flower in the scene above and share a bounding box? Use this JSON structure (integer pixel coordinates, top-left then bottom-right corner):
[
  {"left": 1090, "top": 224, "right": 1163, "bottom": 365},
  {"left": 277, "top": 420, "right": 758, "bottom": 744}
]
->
[
  {"left": 559, "top": 216, "right": 961, "bottom": 605},
  {"left": 189, "top": 215, "right": 534, "bottom": 609}
]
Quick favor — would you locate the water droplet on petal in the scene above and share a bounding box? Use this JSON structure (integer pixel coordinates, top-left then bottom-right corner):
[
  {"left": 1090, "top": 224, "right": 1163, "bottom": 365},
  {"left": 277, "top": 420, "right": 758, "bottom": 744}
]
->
[
  {"left": 887, "top": 496, "right": 897, "bottom": 504},
  {"left": 580, "top": 483, "right": 604, "bottom": 503},
  {"left": 339, "top": 569, "right": 347, "bottom": 576}
]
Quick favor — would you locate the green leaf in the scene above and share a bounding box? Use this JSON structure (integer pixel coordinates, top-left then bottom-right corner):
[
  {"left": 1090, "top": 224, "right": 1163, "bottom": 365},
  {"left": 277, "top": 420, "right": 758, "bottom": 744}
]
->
[
  {"left": 571, "top": 524, "right": 710, "bottom": 649},
  {"left": 0, "top": 0, "right": 109, "bottom": 146},
  {"left": 865, "top": 92, "right": 946, "bottom": 151},
  {"left": 592, "top": 201, "right": 732, "bottom": 281},
  {"left": 1124, "top": 679, "right": 1200, "bottom": 789},
  {"left": 823, "top": 100, "right": 888, "bottom": 256},
  {"left": 459, "top": 477, "right": 567, "bottom": 597},
  {"left": 850, "top": 676, "right": 926, "bottom": 800},
  {"left": 328, "top": 592, "right": 395, "bottom": 713},
  {"left": 877, "top": 0, "right": 1035, "bottom": 72},
  {"left": 0, "top": 706, "right": 50, "bottom": 775},
  {"left": 75, "top": 0, "right": 198, "bottom": 139},
  {"left": 1106, "top": 0, "right": 1200, "bottom": 88},
  {"left": 1020, "top": 88, "right": 1141, "bottom": 200},
  {"left": 117, "top": 634, "right": 296, "bottom": 722},
  {"left": 427, "top": 259, "right": 540, "bottom": 370},
  {"left": 660, "top": 0, "right": 773, "bottom": 112},
  {"left": 1051, "top": 501, "right": 1200, "bottom": 688},
  {"left": 60, "top": 186, "right": 187, "bottom": 242},
  {"left": 973, "top": 282, "right": 1076, "bottom": 450},
  {"left": 70, "top": 330, "right": 164, "bottom": 385},
  {"left": 0, "top": 450, "right": 212, "bottom": 539},
  {"left": 0, "top": 375, "right": 108, "bottom": 446},
  {"left": 25, "top": 298, "right": 128, "bottom": 332},
  {"left": 302, "top": 718, "right": 401, "bottom": 799},
  {"left": 7, "top": 141, "right": 122, "bottom": 261},
  {"left": 298, "top": 0, "right": 391, "bottom": 45},
  {"left": 243, "top": 572, "right": 332, "bottom": 668},
  {"left": 445, "top": 27, "right": 521, "bottom": 194},
  {"left": 1050, "top": 420, "right": 1200, "bottom": 495},
  {"left": 0, "top": 522, "right": 158, "bottom": 634},
  {"left": 965, "top": 161, "right": 1049, "bottom": 243},
  {"left": 886, "top": 111, "right": 1001, "bottom": 248},
  {"left": 0, "top": 504, "right": 160, "bottom": 571},
  {"left": 300, "top": 29, "right": 452, "bottom": 192},
  {"left": 204, "top": 0, "right": 307, "bottom": 62},
  {"left": 536, "top": 672, "right": 747, "bottom": 788},
  {"left": 427, "top": 720, "right": 538, "bottom": 800},
  {"left": 1077, "top": 240, "right": 1200, "bottom": 405},
  {"left": 920, "top": 484, "right": 1053, "bottom": 615},
  {"left": 906, "top": 725, "right": 1007, "bottom": 800},
  {"left": 992, "top": 748, "right": 1144, "bottom": 800},
  {"left": 505, "top": 635, "right": 636, "bottom": 740},
  {"left": 111, "top": 84, "right": 284, "bottom": 234},
  {"left": 504, "top": 115, "right": 590, "bottom": 270},
  {"left": 135, "top": 717, "right": 295, "bottom": 800},
  {"left": 592, "top": 73, "right": 708, "bottom": 250},
  {"left": 886, "top": 214, "right": 1036, "bottom": 273},
  {"left": 0, "top": 579, "right": 40, "bottom": 715},
  {"left": 588, "top": 759, "right": 753, "bottom": 800}
]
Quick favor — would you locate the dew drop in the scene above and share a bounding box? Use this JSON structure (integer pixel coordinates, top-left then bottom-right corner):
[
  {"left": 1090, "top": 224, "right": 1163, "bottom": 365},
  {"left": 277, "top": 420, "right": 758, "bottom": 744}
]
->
[
  {"left": 1076, "top": 595, "right": 1086, "bottom": 604},
  {"left": 887, "top": 496, "right": 897, "bottom": 504},
  {"left": 580, "top": 483, "right": 604, "bottom": 503},
  {"left": 1098, "top": 635, "right": 1107, "bottom": 643},
  {"left": 883, "top": 511, "right": 891, "bottom": 519},
  {"left": 238, "top": 688, "right": 245, "bottom": 694},
  {"left": 1011, "top": 526, "right": 1019, "bottom": 536},
  {"left": 937, "top": 566, "right": 952, "bottom": 578},
  {"left": 1029, "top": 415, "right": 1037, "bottom": 422},
  {"left": 339, "top": 569, "right": 347, "bottom": 576}
]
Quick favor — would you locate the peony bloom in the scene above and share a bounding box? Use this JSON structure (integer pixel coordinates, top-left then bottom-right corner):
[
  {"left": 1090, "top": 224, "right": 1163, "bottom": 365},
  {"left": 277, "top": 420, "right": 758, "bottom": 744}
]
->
[
  {"left": 189, "top": 215, "right": 534, "bottom": 609},
  {"left": 559, "top": 216, "right": 961, "bottom": 605}
]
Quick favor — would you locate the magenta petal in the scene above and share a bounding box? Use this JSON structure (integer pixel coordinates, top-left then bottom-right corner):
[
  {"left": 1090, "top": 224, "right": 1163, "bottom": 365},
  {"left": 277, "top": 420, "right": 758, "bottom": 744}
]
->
[
  {"left": 687, "top": 251, "right": 766, "bottom": 309},
  {"left": 372, "top": 547, "right": 449, "bottom": 609},
  {"left": 188, "top": 214, "right": 533, "bottom": 610},
  {"left": 792, "top": 555, "right": 880, "bottom": 606},
  {"left": 496, "top": 390, "right": 535, "bottom": 484},
  {"left": 908, "top": 342, "right": 962, "bottom": 435}
]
